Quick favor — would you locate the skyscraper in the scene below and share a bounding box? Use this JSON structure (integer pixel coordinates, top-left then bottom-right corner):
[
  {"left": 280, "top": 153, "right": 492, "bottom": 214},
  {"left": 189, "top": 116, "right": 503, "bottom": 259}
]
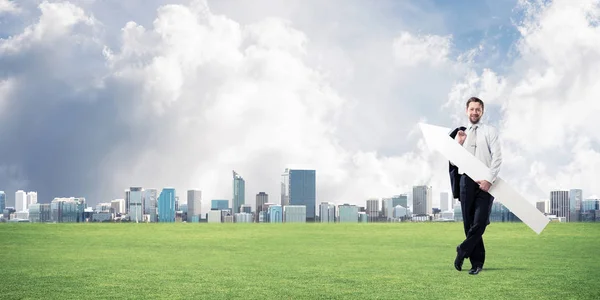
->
[
  {"left": 158, "top": 188, "right": 176, "bottom": 222},
  {"left": 15, "top": 190, "right": 26, "bottom": 212},
  {"left": 0, "top": 191, "right": 5, "bottom": 212},
  {"left": 550, "top": 190, "right": 569, "bottom": 220},
  {"left": 440, "top": 192, "right": 449, "bottom": 212},
  {"left": 187, "top": 190, "right": 202, "bottom": 221},
  {"left": 569, "top": 189, "right": 582, "bottom": 222},
  {"left": 413, "top": 185, "right": 432, "bottom": 215},
  {"left": 125, "top": 189, "right": 131, "bottom": 214},
  {"left": 366, "top": 198, "right": 379, "bottom": 222},
  {"left": 256, "top": 192, "right": 268, "bottom": 222},
  {"left": 27, "top": 192, "right": 38, "bottom": 209},
  {"left": 282, "top": 169, "right": 316, "bottom": 222},
  {"left": 144, "top": 189, "right": 158, "bottom": 222},
  {"left": 232, "top": 171, "right": 245, "bottom": 214},
  {"left": 129, "top": 187, "right": 144, "bottom": 222}
]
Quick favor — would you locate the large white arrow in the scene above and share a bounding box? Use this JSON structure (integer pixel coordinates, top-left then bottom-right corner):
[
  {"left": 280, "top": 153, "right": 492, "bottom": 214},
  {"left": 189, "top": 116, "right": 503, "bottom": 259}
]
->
[{"left": 419, "top": 122, "right": 549, "bottom": 235}]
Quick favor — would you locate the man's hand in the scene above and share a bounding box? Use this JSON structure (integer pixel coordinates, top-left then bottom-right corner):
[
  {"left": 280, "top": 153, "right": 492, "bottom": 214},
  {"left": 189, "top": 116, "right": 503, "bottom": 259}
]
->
[
  {"left": 476, "top": 180, "right": 492, "bottom": 192},
  {"left": 455, "top": 130, "right": 466, "bottom": 145}
]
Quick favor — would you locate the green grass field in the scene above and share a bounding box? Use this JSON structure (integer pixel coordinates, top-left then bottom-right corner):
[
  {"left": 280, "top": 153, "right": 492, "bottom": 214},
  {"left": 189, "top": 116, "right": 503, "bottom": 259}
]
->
[{"left": 1, "top": 222, "right": 599, "bottom": 299}]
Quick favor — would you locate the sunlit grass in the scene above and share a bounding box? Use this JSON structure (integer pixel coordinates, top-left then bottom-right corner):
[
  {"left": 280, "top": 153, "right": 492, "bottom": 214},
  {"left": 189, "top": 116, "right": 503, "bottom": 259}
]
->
[{"left": 1, "top": 222, "right": 598, "bottom": 299}]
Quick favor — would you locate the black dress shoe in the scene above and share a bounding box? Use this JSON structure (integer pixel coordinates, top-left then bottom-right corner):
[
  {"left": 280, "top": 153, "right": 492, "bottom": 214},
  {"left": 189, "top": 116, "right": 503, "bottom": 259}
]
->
[
  {"left": 454, "top": 246, "right": 466, "bottom": 271},
  {"left": 469, "top": 267, "right": 483, "bottom": 275}
]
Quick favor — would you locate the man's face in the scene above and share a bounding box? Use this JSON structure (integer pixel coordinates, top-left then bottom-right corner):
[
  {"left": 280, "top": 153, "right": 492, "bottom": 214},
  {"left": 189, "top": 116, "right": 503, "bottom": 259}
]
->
[{"left": 466, "top": 102, "right": 483, "bottom": 124}]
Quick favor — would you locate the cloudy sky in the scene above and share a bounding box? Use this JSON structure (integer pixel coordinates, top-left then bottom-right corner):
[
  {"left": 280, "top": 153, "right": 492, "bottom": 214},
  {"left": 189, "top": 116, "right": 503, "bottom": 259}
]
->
[{"left": 1, "top": 0, "right": 599, "bottom": 212}]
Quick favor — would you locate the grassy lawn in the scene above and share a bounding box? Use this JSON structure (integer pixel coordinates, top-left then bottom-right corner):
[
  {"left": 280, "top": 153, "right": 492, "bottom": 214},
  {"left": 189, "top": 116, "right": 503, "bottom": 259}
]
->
[{"left": 0, "top": 222, "right": 598, "bottom": 299}]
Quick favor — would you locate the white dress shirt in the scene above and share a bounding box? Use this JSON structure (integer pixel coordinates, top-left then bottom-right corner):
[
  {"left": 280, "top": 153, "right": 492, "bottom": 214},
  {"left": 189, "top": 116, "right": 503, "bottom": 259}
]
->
[{"left": 464, "top": 122, "right": 502, "bottom": 184}]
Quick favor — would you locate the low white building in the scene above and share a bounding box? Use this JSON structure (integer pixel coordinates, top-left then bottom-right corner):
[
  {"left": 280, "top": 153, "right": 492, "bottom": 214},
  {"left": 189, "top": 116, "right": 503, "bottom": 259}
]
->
[{"left": 284, "top": 205, "right": 306, "bottom": 223}]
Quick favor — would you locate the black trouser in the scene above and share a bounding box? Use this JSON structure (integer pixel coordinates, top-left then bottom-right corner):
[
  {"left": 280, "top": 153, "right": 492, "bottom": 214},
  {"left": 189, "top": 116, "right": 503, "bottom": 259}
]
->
[{"left": 459, "top": 174, "right": 494, "bottom": 268}]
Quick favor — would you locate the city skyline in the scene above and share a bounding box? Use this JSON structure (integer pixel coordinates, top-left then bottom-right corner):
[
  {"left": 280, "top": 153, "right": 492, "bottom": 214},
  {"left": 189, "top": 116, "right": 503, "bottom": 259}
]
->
[
  {"left": 1, "top": 177, "right": 596, "bottom": 216},
  {"left": 1, "top": 1, "right": 599, "bottom": 215}
]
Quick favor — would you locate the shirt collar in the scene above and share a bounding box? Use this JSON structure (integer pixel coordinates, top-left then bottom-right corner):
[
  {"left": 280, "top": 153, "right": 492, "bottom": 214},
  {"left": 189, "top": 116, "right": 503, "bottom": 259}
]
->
[{"left": 468, "top": 122, "right": 482, "bottom": 130}]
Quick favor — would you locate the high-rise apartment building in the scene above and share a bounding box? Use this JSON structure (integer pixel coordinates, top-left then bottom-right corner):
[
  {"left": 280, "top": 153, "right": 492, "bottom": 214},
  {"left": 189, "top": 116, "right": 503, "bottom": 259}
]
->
[
  {"left": 412, "top": 186, "right": 432, "bottom": 215},
  {"left": 232, "top": 171, "right": 245, "bottom": 214},
  {"left": 282, "top": 169, "right": 316, "bottom": 221}
]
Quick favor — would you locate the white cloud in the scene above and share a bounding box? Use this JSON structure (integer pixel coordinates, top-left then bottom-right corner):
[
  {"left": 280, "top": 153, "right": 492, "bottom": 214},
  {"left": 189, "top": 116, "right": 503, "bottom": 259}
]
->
[
  {"left": 2, "top": 0, "right": 599, "bottom": 212},
  {"left": 0, "top": 78, "right": 15, "bottom": 113},
  {"left": 392, "top": 31, "right": 452, "bottom": 67},
  {"left": 0, "top": 0, "right": 20, "bottom": 14},
  {"left": 445, "top": 0, "right": 600, "bottom": 200}
]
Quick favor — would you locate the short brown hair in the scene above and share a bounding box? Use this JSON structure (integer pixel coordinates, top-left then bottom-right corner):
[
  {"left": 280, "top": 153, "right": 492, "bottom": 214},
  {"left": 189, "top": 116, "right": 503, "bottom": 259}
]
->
[{"left": 466, "top": 97, "right": 484, "bottom": 110}]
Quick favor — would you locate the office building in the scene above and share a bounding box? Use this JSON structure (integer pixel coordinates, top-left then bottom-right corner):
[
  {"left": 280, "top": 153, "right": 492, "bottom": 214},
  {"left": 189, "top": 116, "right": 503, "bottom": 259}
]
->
[
  {"left": 15, "top": 190, "right": 26, "bottom": 212},
  {"left": 440, "top": 192, "right": 449, "bottom": 212},
  {"left": 319, "top": 202, "right": 336, "bottom": 222},
  {"left": 392, "top": 194, "right": 408, "bottom": 209},
  {"left": 550, "top": 190, "right": 570, "bottom": 220},
  {"left": 394, "top": 205, "right": 408, "bottom": 220},
  {"left": 207, "top": 210, "right": 221, "bottom": 223},
  {"left": 158, "top": 188, "right": 176, "bottom": 222},
  {"left": 144, "top": 189, "right": 158, "bottom": 222},
  {"left": 187, "top": 190, "right": 202, "bottom": 221},
  {"left": 232, "top": 171, "right": 245, "bottom": 214},
  {"left": 284, "top": 205, "right": 306, "bottom": 223},
  {"left": 256, "top": 192, "right": 268, "bottom": 222},
  {"left": 338, "top": 204, "right": 359, "bottom": 223},
  {"left": 569, "top": 189, "right": 582, "bottom": 222},
  {"left": 0, "top": 191, "right": 5, "bottom": 212},
  {"left": 359, "top": 212, "right": 368, "bottom": 222},
  {"left": 366, "top": 198, "right": 379, "bottom": 222},
  {"left": 268, "top": 205, "right": 283, "bottom": 223},
  {"left": 111, "top": 199, "right": 125, "bottom": 215},
  {"left": 211, "top": 199, "right": 229, "bottom": 210},
  {"left": 282, "top": 169, "right": 316, "bottom": 221},
  {"left": 125, "top": 189, "right": 130, "bottom": 214},
  {"left": 51, "top": 198, "right": 80, "bottom": 223},
  {"left": 28, "top": 203, "right": 51, "bottom": 223},
  {"left": 382, "top": 198, "right": 393, "bottom": 220},
  {"left": 413, "top": 186, "right": 432, "bottom": 215},
  {"left": 96, "top": 203, "right": 111, "bottom": 212},
  {"left": 536, "top": 201, "right": 545, "bottom": 213},
  {"left": 129, "top": 187, "right": 144, "bottom": 222}
]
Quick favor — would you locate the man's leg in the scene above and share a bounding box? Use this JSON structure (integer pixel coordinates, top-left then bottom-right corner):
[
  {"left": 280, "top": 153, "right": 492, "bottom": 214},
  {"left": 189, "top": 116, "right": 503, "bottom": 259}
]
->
[
  {"left": 455, "top": 175, "right": 476, "bottom": 270},
  {"left": 460, "top": 191, "right": 493, "bottom": 273}
]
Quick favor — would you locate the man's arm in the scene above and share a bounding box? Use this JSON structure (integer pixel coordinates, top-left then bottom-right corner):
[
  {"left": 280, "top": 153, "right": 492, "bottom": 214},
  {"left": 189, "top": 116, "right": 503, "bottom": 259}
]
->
[{"left": 485, "top": 126, "right": 502, "bottom": 184}]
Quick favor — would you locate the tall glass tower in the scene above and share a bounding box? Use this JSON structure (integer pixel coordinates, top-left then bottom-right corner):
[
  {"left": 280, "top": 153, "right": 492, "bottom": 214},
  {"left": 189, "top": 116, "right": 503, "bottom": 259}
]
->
[
  {"left": 232, "top": 171, "right": 245, "bottom": 214},
  {"left": 282, "top": 169, "right": 316, "bottom": 222},
  {"left": 0, "top": 191, "right": 5, "bottom": 212},
  {"left": 158, "top": 188, "right": 176, "bottom": 222}
]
